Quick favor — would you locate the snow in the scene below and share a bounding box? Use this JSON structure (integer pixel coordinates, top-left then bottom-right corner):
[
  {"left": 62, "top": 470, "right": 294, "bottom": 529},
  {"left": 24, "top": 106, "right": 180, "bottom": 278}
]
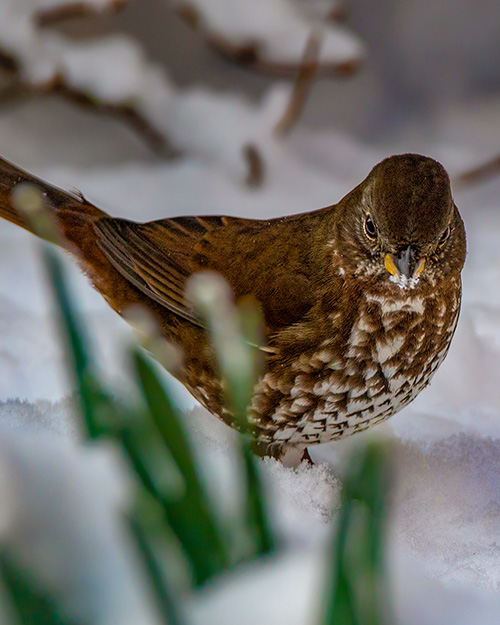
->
[
  {"left": 172, "top": 0, "right": 363, "bottom": 66},
  {"left": 0, "top": 3, "right": 290, "bottom": 183},
  {"left": 0, "top": 432, "right": 161, "bottom": 625},
  {"left": 0, "top": 0, "right": 360, "bottom": 185},
  {"left": 0, "top": 2, "right": 499, "bottom": 622}
]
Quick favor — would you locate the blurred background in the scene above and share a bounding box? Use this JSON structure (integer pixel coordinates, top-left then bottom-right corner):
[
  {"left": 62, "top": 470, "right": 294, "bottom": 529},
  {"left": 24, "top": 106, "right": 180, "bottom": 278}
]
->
[{"left": 0, "top": 1, "right": 500, "bottom": 623}]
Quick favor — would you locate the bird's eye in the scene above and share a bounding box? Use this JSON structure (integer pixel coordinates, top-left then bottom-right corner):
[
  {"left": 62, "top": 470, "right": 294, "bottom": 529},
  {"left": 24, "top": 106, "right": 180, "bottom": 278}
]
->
[
  {"left": 364, "top": 215, "right": 377, "bottom": 240},
  {"left": 438, "top": 226, "right": 451, "bottom": 248}
]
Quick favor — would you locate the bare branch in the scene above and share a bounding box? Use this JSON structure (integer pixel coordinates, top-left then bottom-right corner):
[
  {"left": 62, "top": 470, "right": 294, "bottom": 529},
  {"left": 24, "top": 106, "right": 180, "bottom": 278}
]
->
[
  {"left": 173, "top": 1, "right": 362, "bottom": 78},
  {"left": 0, "top": 51, "right": 169, "bottom": 155},
  {"left": 243, "top": 144, "right": 264, "bottom": 187},
  {"left": 457, "top": 155, "right": 500, "bottom": 187},
  {"left": 52, "top": 80, "right": 169, "bottom": 154},
  {"left": 0, "top": 5, "right": 267, "bottom": 185},
  {"left": 207, "top": 34, "right": 360, "bottom": 79},
  {"left": 35, "top": 0, "right": 128, "bottom": 27},
  {"left": 274, "top": 32, "right": 321, "bottom": 137},
  {"left": 327, "top": 5, "right": 348, "bottom": 22},
  {"left": 0, "top": 51, "right": 265, "bottom": 186}
]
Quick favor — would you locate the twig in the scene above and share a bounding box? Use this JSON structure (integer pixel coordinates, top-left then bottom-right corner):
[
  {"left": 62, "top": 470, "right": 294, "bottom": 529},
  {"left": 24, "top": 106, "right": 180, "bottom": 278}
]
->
[
  {"left": 56, "top": 83, "right": 263, "bottom": 182},
  {"left": 53, "top": 80, "right": 169, "bottom": 154},
  {"left": 457, "top": 155, "right": 500, "bottom": 187},
  {"left": 0, "top": 51, "right": 169, "bottom": 155},
  {"left": 327, "top": 3, "right": 348, "bottom": 22},
  {"left": 274, "top": 32, "right": 321, "bottom": 137},
  {"left": 173, "top": 3, "right": 360, "bottom": 78},
  {"left": 35, "top": 0, "right": 128, "bottom": 27},
  {"left": 0, "top": 34, "right": 263, "bottom": 184},
  {"left": 243, "top": 144, "right": 264, "bottom": 187},
  {"left": 208, "top": 32, "right": 360, "bottom": 78}
]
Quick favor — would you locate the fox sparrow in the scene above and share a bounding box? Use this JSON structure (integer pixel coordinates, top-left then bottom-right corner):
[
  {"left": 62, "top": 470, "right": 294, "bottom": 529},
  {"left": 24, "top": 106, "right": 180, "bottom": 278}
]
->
[{"left": 0, "top": 154, "right": 466, "bottom": 464}]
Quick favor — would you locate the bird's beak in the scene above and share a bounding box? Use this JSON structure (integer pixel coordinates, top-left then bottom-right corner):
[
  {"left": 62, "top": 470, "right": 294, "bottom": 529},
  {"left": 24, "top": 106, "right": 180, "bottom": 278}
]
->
[{"left": 384, "top": 246, "right": 425, "bottom": 280}]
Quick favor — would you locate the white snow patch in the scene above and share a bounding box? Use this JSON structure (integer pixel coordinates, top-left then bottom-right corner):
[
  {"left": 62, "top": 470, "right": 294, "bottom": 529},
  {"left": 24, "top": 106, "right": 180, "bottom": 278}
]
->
[
  {"left": 0, "top": 431, "right": 159, "bottom": 625},
  {"left": 0, "top": 6, "right": 291, "bottom": 182},
  {"left": 172, "top": 0, "right": 363, "bottom": 66}
]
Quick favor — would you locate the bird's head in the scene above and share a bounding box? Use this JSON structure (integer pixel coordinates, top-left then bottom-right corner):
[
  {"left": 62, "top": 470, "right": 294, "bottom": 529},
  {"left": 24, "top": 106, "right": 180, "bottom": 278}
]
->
[{"left": 334, "top": 154, "right": 466, "bottom": 289}]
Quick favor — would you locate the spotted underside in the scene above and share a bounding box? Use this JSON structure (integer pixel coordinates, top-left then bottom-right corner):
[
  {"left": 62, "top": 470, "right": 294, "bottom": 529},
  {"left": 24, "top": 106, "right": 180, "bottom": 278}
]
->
[{"left": 247, "top": 279, "right": 461, "bottom": 455}]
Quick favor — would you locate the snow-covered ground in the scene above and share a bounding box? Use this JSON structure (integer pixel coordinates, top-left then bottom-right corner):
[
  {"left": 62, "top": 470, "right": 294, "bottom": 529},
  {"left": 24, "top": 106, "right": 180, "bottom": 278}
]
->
[{"left": 1, "top": 2, "right": 500, "bottom": 621}]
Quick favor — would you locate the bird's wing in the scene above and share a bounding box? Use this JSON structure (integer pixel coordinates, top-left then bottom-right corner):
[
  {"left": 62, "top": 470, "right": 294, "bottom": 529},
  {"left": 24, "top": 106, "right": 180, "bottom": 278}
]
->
[
  {"left": 93, "top": 213, "right": 320, "bottom": 332},
  {"left": 94, "top": 216, "right": 205, "bottom": 326}
]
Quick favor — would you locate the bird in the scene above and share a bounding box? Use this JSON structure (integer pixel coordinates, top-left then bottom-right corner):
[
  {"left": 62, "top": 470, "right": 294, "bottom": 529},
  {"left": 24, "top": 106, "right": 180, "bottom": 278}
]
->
[{"left": 0, "top": 153, "right": 466, "bottom": 465}]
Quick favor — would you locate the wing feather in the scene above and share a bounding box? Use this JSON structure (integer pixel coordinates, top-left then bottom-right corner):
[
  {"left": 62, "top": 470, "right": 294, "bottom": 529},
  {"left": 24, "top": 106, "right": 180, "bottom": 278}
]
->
[
  {"left": 94, "top": 218, "right": 202, "bottom": 326},
  {"left": 93, "top": 210, "right": 325, "bottom": 334}
]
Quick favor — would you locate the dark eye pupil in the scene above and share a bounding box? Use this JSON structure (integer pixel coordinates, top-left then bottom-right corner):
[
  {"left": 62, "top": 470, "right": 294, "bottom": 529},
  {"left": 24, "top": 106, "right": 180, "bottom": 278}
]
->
[{"left": 365, "top": 215, "right": 377, "bottom": 238}]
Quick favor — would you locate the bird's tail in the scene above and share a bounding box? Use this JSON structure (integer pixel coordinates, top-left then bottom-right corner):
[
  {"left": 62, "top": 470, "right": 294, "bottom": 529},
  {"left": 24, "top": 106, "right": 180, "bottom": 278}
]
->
[{"left": 0, "top": 156, "right": 106, "bottom": 242}]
